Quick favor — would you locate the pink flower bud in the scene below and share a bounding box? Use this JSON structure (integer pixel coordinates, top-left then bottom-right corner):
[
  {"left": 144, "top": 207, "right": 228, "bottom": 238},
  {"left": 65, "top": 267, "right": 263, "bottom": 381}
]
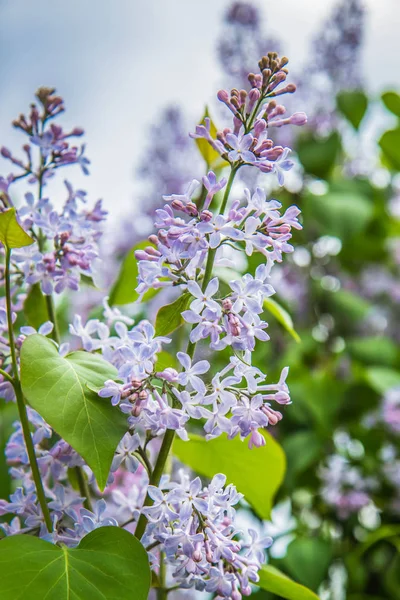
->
[
  {"left": 217, "top": 89, "right": 230, "bottom": 103},
  {"left": 148, "top": 234, "right": 159, "bottom": 246},
  {"left": 1, "top": 147, "right": 12, "bottom": 158},
  {"left": 289, "top": 111, "right": 308, "bottom": 126},
  {"left": 200, "top": 209, "right": 213, "bottom": 222},
  {"left": 248, "top": 429, "right": 266, "bottom": 449},
  {"left": 222, "top": 298, "right": 233, "bottom": 311}
]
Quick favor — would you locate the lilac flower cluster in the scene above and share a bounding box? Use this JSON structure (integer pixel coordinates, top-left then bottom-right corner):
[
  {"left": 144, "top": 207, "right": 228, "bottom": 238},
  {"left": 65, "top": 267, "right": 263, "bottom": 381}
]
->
[
  {"left": 319, "top": 454, "right": 377, "bottom": 519},
  {"left": 1, "top": 87, "right": 89, "bottom": 187},
  {"left": 0, "top": 406, "right": 116, "bottom": 545},
  {"left": 193, "top": 54, "right": 306, "bottom": 179},
  {"left": 8, "top": 182, "right": 105, "bottom": 294},
  {"left": 0, "top": 88, "right": 105, "bottom": 296},
  {"left": 73, "top": 302, "right": 290, "bottom": 448},
  {"left": 142, "top": 471, "right": 272, "bottom": 598}
]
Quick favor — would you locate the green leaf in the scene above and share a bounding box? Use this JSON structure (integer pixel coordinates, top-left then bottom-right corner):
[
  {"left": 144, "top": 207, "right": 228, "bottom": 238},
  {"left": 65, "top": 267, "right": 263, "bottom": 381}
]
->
[
  {"left": 382, "top": 91, "right": 400, "bottom": 117},
  {"left": 154, "top": 351, "right": 177, "bottom": 372},
  {"left": 20, "top": 334, "right": 127, "bottom": 489},
  {"left": 23, "top": 283, "right": 48, "bottom": 329},
  {"left": 155, "top": 293, "right": 191, "bottom": 336},
  {"left": 337, "top": 90, "right": 368, "bottom": 129},
  {"left": 297, "top": 132, "right": 341, "bottom": 179},
  {"left": 283, "top": 431, "right": 322, "bottom": 482},
  {"left": 264, "top": 297, "right": 301, "bottom": 343},
  {"left": 109, "top": 241, "right": 159, "bottom": 306},
  {"left": 195, "top": 108, "right": 227, "bottom": 169},
  {"left": 283, "top": 538, "right": 332, "bottom": 591},
  {"left": 0, "top": 526, "right": 151, "bottom": 600},
  {"left": 174, "top": 431, "right": 285, "bottom": 519},
  {"left": 258, "top": 565, "right": 320, "bottom": 600},
  {"left": 0, "top": 207, "right": 33, "bottom": 249},
  {"left": 379, "top": 127, "right": 400, "bottom": 171},
  {"left": 347, "top": 336, "right": 398, "bottom": 367},
  {"left": 304, "top": 191, "right": 373, "bottom": 240},
  {"left": 365, "top": 367, "right": 400, "bottom": 394}
]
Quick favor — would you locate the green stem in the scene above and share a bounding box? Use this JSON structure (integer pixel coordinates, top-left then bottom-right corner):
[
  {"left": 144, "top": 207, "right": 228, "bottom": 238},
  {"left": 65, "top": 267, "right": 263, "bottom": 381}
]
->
[
  {"left": 186, "top": 166, "right": 239, "bottom": 360},
  {"left": 134, "top": 428, "right": 175, "bottom": 540},
  {"left": 136, "top": 447, "right": 153, "bottom": 476},
  {"left": 157, "top": 551, "right": 167, "bottom": 600},
  {"left": 135, "top": 166, "right": 240, "bottom": 541},
  {"left": 5, "top": 247, "right": 53, "bottom": 532},
  {"left": 72, "top": 466, "right": 93, "bottom": 512},
  {"left": 45, "top": 294, "right": 60, "bottom": 344},
  {"left": 0, "top": 368, "right": 14, "bottom": 384}
]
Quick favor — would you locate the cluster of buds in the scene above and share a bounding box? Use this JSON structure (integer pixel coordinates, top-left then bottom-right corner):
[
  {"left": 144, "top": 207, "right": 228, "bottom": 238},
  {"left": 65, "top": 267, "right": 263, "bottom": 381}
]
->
[
  {"left": 11, "top": 87, "right": 65, "bottom": 136},
  {"left": 0, "top": 87, "right": 89, "bottom": 193},
  {"left": 222, "top": 298, "right": 242, "bottom": 337},
  {"left": 191, "top": 53, "right": 306, "bottom": 184}
]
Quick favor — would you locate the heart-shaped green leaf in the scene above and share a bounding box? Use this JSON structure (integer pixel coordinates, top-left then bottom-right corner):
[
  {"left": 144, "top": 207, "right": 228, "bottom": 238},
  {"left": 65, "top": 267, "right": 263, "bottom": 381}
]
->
[
  {"left": 337, "top": 90, "right": 368, "bottom": 129},
  {"left": 382, "top": 91, "right": 400, "bottom": 117},
  {"left": 0, "top": 526, "right": 151, "bottom": 600},
  {"left": 0, "top": 207, "right": 33, "bottom": 249},
  {"left": 258, "top": 565, "right": 320, "bottom": 600},
  {"left": 379, "top": 127, "right": 400, "bottom": 171},
  {"left": 20, "top": 334, "right": 127, "bottom": 489},
  {"left": 174, "top": 431, "right": 285, "bottom": 519},
  {"left": 155, "top": 293, "right": 191, "bottom": 336},
  {"left": 23, "top": 283, "right": 48, "bottom": 329}
]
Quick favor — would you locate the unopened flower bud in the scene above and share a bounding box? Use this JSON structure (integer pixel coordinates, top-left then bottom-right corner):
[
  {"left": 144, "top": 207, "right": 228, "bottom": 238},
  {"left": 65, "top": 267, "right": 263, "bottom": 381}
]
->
[
  {"left": 289, "top": 111, "right": 307, "bottom": 126},
  {"left": 242, "top": 585, "right": 252, "bottom": 596},
  {"left": 230, "top": 96, "right": 240, "bottom": 110},
  {"left": 185, "top": 201, "right": 198, "bottom": 216},
  {"left": 217, "top": 90, "right": 230, "bottom": 103},
  {"left": 200, "top": 210, "right": 213, "bottom": 222},
  {"left": 271, "top": 83, "right": 296, "bottom": 97},
  {"left": 247, "top": 88, "right": 260, "bottom": 114},
  {"left": 145, "top": 246, "right": 161, "bottom": 257},
  {"left": 71, "top": 127, "right": 84, "bottom": 136},
  {"left": 222, "top": 298, "right": 233, "bottom": 311},
  {"left": 148, "top": 234, "right": 159, "bottom": 246},
  {"left": 131, "top": 404, "right": 142, "bottom": 417},
  {"left": 280, "top": 56, "right": 289, "bottom": 68},
  {"left": 128, "top": 392, "right": 138, "bottom": 404},
  {"left": 171, "top": 199, "right": 185, "bottom": 211},
  {"left": 156, "top": 368, "right": 179, "bottom": 383},
  {"left": 239, "top": 90, "right": 247, "bottom": 105},
  {"left": 193, "top": 549, "right": 202, "bottom": 562},
  {"left": 1, "top": 147, "right": 11, "bottom": 158}
]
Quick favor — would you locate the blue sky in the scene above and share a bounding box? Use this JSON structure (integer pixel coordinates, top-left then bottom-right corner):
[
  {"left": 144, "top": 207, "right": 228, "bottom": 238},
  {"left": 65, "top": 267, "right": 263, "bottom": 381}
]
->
[{"left": 1, "top": 0, "right": 399, "bottom": 220}]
